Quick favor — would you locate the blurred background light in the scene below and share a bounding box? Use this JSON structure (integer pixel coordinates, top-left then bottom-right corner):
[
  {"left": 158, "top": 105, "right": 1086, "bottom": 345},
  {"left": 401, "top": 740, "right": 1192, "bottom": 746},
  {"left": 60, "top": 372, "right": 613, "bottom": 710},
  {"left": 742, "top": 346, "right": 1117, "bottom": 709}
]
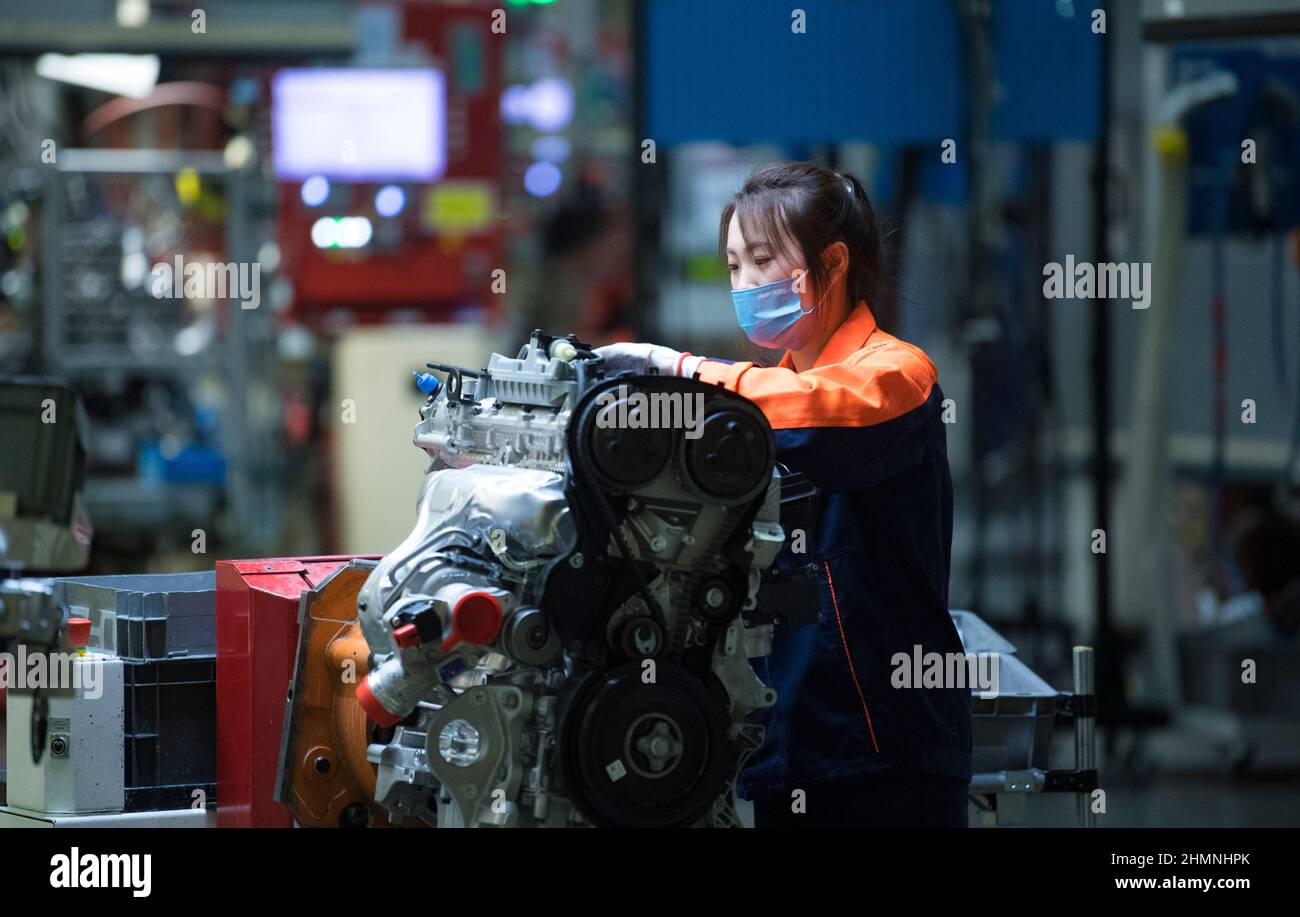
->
[
  {"left": 526, "top": 78, "right": 574, "bottom": 131},
  {"left": 300, "top": 175, "right": 330, "bottom": 207},
  {"left": 530, "top": 135, "right": 571, "bottom": 163},
  {"left": 311, "top": 216, "right": 373, "bottom": 249},
  {"left": 523, "top": 161, "right": 562, "bottom": 197},
  {"left": 115, "top": 0, "right": 149, "bottom": 28},
  {"left": 500, "top": 78, "right": 574, "bottom": 132},
  {"left": 374, "top": 185, "right": 406, "bottom": 218},
  {"left": 500, "top": 84, "right": 531, "bottom": 124},
  {"left": 35, "top": 53, "right": 159, "bottom": 98},
  {"left": 272, "top": 68, "right": 446, "bottom": 181}
]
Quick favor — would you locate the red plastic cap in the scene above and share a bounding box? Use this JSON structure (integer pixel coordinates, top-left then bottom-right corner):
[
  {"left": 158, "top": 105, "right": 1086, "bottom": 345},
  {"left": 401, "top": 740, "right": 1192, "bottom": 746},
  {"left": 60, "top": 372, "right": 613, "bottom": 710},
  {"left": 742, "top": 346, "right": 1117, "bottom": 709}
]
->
[
  {"left": 392, "top": 622, "right": 421, "bottom": 649},
  {"left": 440, "top": 591, "right": 503, "bottom": 652},
  {"left": 355, "top": 678, "right": 403, "bottom": 727},
  {"left": 66, "top": 617, "right": 92, "bottom": 648}
]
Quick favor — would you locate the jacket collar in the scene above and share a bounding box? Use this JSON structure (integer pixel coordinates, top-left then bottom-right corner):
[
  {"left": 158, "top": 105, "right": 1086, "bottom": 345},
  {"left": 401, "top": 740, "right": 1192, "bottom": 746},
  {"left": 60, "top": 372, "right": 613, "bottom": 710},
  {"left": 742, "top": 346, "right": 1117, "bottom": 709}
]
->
[{"left": 778, "top": 300, "right": 879, "bottom": 370}]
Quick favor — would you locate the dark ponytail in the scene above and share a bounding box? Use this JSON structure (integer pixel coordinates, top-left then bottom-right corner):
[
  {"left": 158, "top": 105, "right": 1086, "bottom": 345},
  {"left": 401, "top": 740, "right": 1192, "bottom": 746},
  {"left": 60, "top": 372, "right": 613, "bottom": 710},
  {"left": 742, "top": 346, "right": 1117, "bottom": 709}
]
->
[{"left": 719, "top": 161, "right": 898, "bottom": 333}]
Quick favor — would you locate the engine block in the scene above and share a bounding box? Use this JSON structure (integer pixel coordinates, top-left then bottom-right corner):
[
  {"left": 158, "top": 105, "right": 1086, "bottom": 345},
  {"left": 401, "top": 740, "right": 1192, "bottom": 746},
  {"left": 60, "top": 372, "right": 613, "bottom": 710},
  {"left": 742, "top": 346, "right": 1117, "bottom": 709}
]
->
[{"left": 354, "top": 331, "right": 787, "bottom": 828}]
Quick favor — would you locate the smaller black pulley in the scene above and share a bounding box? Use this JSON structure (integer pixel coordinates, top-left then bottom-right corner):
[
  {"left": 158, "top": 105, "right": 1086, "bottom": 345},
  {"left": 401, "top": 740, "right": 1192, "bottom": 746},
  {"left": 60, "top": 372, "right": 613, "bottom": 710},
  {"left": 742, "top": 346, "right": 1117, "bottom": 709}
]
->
[
  {"left": 619, "top": 616, "right": 665, "bottom": 659},
  {"left": 694, "top": 571, "right": 745, "bottom": 624}
]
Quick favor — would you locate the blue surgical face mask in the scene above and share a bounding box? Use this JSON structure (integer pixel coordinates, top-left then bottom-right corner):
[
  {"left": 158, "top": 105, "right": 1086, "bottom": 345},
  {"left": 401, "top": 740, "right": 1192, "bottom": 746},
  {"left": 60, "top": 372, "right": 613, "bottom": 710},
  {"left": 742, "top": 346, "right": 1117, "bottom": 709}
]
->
[{"left": 729, "top": 273, "right": 820, "bottom": 349}]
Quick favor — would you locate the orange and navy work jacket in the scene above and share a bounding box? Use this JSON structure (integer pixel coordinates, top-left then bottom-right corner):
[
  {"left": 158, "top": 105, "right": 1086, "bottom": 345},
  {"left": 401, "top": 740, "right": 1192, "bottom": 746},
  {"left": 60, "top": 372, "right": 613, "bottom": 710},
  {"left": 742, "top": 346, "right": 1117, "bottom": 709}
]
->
[{"left": 695, "top": 300, "right": 972, "bottom": 795}]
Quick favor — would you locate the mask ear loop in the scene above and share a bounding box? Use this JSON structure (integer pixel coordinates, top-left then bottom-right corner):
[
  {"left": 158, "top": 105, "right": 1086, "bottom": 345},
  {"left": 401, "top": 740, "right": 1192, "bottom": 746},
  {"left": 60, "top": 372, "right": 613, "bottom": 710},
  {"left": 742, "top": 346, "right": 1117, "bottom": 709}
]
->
[{"left": 794, "top": 252, "right": 848, "bottom": 316}]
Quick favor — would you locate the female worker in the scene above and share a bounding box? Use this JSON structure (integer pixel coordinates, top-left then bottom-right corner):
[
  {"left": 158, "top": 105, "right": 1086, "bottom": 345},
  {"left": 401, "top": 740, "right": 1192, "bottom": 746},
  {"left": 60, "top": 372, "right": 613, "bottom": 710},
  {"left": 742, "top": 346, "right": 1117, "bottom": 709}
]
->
[{"left": 595, "top": 161, "right": 972, "bottom": 827}]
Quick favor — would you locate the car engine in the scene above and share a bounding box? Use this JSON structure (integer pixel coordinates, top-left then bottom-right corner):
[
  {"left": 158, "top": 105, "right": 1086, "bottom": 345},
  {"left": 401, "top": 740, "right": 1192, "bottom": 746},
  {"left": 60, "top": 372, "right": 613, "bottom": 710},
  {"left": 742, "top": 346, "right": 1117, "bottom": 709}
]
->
[{"left": 351, "top": 330, "right": 796, "bottom": 828}]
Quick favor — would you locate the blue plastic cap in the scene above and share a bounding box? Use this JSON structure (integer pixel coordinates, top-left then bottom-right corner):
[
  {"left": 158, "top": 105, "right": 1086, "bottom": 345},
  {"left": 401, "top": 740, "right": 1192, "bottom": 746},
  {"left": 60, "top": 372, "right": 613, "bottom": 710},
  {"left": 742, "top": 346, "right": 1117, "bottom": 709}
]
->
[{"left": 413, "top": 371, "right": 441, "bottom": 395}]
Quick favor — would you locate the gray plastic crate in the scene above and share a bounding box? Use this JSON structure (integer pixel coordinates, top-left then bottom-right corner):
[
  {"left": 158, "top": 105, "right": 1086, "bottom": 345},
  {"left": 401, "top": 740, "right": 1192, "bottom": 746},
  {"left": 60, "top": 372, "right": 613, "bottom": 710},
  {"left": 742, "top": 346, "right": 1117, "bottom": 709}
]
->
[
  {"left": 971, "top": 684, "right": 1057, "bottom": 773},
  {"left": 951, "top": 610, "right": 1061, "bottom": 774},
  {"left": 46, "top": 573, "right": 218, "bottom": 812},
  {"left": 51, "top": 572, "right": 215, "bottom": 660}
]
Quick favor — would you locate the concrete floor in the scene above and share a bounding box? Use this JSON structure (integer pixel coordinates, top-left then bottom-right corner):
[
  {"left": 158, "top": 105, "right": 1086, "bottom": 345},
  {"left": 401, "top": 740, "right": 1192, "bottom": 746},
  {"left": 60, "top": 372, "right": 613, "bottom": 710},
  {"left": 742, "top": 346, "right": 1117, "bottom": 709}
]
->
[
  {"left": 978, "top": 769, "right": 1300, "bottom": 827},
  {"left": 743, "top": 722, "right": 1300, "bottom": 828},
  {"left": 978, "top": 722, "right": 1300, "bottom": 828}
]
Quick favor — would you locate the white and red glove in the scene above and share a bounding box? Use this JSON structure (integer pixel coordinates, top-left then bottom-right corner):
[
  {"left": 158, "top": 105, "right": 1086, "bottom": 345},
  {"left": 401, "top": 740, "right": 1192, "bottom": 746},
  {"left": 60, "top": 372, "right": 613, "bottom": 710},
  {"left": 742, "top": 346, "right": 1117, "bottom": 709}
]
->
[{"left": 593, "top": 343, "right": 704, "bottom": 378}]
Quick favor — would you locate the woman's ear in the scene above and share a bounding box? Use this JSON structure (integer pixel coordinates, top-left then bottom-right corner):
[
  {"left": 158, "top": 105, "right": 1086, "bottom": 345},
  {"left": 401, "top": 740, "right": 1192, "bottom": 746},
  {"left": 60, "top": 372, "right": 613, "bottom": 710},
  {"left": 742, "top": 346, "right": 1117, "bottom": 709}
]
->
[{"left": 821, "top": 241, "right": 850, "bottom": 284}]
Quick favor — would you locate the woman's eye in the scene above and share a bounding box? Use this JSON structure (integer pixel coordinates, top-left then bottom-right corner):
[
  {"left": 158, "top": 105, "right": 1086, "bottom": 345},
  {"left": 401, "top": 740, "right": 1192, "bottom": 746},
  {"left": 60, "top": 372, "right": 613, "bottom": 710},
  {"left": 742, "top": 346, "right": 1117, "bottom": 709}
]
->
[
  {"left": 727, "top": 264, "right": 737, "bottom": 272},
  {"left": 753, "top": 257, "right": 770, "bottom": 266}
]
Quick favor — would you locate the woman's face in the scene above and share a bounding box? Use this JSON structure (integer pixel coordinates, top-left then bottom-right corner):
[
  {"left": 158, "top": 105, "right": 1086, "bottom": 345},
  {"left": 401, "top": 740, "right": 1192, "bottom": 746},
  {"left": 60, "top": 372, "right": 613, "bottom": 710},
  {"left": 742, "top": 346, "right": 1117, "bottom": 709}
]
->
[
  {"left": 725, "top": 211, "right": 849, "bottom": 353},
  {"left": 725, "top": 212, "right": 809, "bottom": 298}
]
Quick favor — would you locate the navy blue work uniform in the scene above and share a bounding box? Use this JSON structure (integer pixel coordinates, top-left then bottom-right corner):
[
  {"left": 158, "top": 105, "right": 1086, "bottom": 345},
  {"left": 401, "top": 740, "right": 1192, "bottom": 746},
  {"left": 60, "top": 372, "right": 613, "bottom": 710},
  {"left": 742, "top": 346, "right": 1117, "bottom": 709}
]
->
[{"left": 694, "top": 300, "right": 972, "bottom": 826}]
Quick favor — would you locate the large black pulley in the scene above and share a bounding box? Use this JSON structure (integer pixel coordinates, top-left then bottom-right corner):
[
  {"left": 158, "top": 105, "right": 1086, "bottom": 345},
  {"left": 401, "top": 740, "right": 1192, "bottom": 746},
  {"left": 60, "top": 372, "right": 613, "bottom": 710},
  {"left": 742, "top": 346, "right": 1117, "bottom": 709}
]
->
[
  {"left": 559, "top": 661, "right": 733, "bottom": 828},
  {"left": 579, "top": 385, "right": 672, "bottom": 490}
]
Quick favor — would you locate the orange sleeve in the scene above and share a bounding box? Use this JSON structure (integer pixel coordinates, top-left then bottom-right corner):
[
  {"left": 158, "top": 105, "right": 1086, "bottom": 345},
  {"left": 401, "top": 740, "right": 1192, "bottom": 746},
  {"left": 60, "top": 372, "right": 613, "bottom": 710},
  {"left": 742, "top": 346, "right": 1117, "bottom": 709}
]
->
[{"left": 694, "top": 346, "right": 936, "bottom": 430}]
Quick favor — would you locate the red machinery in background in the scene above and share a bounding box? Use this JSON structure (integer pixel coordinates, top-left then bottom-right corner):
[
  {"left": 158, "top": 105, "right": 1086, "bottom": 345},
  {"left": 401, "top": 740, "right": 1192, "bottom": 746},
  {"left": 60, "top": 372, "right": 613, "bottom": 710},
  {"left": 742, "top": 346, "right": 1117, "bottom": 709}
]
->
[
  {"left": 215, "top": 556, "right": 375, "bottom": 827},
  {"left": 274, "top": 3, "right": 504, "bottom": 327}
]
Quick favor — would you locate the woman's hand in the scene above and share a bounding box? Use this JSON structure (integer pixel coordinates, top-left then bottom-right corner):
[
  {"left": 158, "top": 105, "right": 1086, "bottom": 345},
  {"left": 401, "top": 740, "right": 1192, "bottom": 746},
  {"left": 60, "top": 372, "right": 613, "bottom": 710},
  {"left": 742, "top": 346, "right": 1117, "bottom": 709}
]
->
[{"left": 593, "top": 343, "right": 703, "bottom": 378}]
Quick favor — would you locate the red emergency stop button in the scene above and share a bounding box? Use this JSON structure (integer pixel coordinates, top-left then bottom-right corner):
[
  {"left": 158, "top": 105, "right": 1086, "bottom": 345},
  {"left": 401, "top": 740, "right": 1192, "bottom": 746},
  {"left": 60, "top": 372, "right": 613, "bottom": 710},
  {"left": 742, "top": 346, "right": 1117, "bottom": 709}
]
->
[
  {"left": 66, "top": 617, "right": 92, "bottom": 649},
  {"left": 440, "top": 591, "right": 504, "bottom": 652}
]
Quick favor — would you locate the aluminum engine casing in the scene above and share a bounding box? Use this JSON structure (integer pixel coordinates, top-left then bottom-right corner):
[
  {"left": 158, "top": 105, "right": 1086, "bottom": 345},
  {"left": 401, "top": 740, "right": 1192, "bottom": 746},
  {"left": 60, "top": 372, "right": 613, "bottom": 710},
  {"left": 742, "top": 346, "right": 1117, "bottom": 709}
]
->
[{"left": 356, "top": 331, "right": 786, "bottom": 828}]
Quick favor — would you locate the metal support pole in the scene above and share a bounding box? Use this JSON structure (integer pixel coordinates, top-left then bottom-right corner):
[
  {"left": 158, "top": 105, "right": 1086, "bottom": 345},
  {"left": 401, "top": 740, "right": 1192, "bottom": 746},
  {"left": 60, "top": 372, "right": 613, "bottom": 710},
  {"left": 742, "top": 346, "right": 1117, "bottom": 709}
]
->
[
  {"left": 1091, "top": 2, "right": 1123, "bottom": 732},
  {"left": 1073, "top": 645, "right": 1098, "bottom": 827}
]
